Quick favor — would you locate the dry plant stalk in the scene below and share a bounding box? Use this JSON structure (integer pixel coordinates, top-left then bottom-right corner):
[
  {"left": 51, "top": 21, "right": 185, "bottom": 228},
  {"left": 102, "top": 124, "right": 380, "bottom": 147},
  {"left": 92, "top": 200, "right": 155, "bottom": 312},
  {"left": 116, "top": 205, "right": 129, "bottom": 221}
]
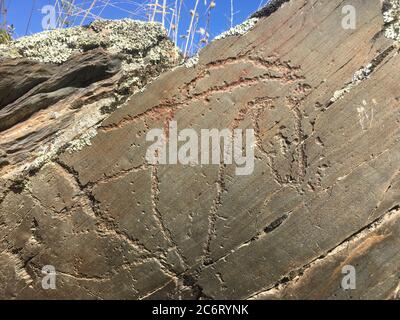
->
[
  {"left": 230, "top": 0, "right": 233, "bottom": 28},
  {"left": 80, "top": 0, "right": 98, "bottom": 26},
  {"left": 162, "top": 0, "right": 167, "bottom": 27},
  {"left": 184, "top": 0, "right": 200, "bottom": 57},
  {"left": 0, "top": 0, "right": 7, "bottom": 30}
]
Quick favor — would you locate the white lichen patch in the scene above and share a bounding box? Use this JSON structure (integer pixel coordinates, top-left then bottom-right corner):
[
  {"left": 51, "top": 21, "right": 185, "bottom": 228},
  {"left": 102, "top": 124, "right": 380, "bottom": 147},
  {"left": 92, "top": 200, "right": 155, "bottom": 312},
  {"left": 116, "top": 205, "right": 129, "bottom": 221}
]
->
[
  {"left": 352, "top": 63, "right": 373, "bottom": 82},
  {"left": 184, "top": 53, "right": 199, "bottom": 68},
  {"left": 214, "top": 18, "right": 259, "bottom": 40},
  {"left": 1, "top": 19, "right": 181, "bottom": 66},
  {"left": 0, "top": 43, "right": 20, "bottom": 59},
  {"left": 383, "top": 0, "right": 400, "bottom": 42},
  {"left": 65, "top": 127, "right": 99, "bottom": 154},
  {"left": 24, "top": 97, "right": 114, "bottom": 172},
  {"left": 330, "top": 64, "right": 373, "bottom": 103}
]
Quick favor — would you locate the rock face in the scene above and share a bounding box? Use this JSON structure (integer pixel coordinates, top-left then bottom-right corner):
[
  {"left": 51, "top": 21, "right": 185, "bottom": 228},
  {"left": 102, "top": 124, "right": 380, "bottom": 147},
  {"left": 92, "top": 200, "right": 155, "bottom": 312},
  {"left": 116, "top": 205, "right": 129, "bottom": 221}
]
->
[
  {"left": 0, "top": 19, "right": 181, "bottom": 178},
  {"left": 1, "top": 0, "right": 400, "bottom": 300}
]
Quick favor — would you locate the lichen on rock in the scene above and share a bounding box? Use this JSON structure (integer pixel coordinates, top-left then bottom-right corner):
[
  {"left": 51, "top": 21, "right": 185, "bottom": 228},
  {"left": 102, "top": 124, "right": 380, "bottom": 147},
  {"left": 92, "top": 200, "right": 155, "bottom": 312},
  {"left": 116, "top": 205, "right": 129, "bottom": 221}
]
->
[
  {"left": 214, "top": 18, "right": 259, "bottom": 40},
  {"left": 0, "top": 19, "right": 182, "bottom": 178},
  {"left": 383, "top": 0, "right": 400, "bottom": 42},
  {"left": 184, "top": 53, "right": 199, "bottom": 68},
  {"left": 0, "top": 19, "right": 180, "bottom": 64},
  {"left": 330, "top": 64, "right": 373, "bottom": 103}
]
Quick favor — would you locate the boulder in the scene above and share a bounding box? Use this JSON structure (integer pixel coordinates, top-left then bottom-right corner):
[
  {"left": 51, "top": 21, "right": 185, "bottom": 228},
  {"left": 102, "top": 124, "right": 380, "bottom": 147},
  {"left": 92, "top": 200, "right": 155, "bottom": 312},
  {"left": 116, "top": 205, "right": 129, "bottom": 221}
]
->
[{"left": 0, "top": 0, "right": 399, "bottom": 300}]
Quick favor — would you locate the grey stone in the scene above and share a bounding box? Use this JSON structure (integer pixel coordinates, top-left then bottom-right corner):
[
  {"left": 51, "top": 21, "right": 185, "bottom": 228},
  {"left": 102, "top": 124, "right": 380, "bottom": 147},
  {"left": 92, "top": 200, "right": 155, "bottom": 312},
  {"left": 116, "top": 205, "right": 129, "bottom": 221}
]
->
[{"left": 1, "top": 0, "right": 399, "bottom": 300}]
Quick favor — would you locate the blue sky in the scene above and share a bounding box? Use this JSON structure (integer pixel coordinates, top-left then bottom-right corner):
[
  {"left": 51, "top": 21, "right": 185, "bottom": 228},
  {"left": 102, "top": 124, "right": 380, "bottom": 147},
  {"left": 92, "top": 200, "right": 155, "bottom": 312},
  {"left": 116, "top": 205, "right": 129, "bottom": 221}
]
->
[{"left": 3, "top": 1, "right": 270, "bottom": 52}]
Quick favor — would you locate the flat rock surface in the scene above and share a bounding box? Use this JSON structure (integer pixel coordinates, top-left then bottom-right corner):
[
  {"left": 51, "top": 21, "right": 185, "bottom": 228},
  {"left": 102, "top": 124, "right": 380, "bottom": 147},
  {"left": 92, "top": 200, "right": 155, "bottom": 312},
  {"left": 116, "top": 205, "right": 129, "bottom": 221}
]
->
[{"left": 0, "top": 0, "right": 399, "bottom": 299}]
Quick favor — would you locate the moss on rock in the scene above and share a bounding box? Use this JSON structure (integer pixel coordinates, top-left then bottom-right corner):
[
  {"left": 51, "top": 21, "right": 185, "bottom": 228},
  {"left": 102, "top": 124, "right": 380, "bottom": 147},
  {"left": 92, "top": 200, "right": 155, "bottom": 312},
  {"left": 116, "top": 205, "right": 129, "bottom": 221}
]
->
[{"left": 0, "top": 19, "right": 181, "bottom": 67}]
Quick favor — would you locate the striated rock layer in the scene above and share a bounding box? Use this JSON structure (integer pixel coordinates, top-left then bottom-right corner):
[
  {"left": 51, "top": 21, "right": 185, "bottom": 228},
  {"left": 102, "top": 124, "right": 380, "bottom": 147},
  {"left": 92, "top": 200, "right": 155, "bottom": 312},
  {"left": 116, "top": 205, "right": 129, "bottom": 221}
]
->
[
  {"left": 1, "top": 0, "right": 400, "bottom": 299},
  {"left": 0, "top": 19, "right": 181, "bottom": 178}
]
